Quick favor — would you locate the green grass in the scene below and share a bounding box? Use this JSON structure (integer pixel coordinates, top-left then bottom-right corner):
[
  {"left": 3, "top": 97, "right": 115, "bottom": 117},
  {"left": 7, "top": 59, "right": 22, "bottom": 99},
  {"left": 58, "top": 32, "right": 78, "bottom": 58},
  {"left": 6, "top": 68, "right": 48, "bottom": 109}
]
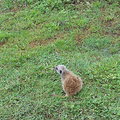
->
[{"left": 0, "top": 1, "right": 120, "bottom": 120}]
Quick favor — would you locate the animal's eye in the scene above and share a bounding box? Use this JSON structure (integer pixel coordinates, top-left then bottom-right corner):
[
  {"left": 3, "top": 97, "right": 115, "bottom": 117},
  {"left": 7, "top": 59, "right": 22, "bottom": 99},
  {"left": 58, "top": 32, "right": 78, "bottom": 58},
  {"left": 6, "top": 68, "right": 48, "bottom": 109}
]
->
[{"left": 60, "top": 70, "right": 62, "bottom": 74}]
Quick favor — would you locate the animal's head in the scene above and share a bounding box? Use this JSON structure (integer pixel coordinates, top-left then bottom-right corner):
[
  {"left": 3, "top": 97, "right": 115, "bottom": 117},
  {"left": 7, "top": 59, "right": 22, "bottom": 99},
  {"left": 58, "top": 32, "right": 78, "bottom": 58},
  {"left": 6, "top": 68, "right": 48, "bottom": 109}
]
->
[{"left": 54, "top": 65, "right": 67, "bottom": 75}]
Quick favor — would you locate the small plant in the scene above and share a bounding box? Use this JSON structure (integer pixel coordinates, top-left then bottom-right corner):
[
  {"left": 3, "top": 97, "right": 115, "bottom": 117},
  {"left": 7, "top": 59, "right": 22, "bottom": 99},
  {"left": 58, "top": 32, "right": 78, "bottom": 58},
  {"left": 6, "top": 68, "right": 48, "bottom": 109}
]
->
[
  {"left": 0, "top": 31, "right": 11, "bottom": 43},
  {"left": 76, "top": 17, "right": 89, "bottom": 28}
]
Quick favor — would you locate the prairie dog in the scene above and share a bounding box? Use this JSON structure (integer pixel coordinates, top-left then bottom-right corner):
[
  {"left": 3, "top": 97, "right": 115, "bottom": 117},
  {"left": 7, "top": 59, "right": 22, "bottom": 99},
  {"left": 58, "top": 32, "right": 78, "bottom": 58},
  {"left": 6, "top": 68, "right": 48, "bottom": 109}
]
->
[{"left": 55, "top": 65, "right": 83, "bottom": 96}]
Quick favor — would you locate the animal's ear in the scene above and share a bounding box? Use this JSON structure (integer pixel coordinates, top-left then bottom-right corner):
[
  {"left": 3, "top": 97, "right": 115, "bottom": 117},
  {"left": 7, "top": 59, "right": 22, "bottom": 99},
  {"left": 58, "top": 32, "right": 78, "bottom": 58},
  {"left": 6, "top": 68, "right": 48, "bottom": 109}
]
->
[
  {"left": 63, "top": 66, "right": 66, "bottom": 70},
  {"left": 60, "top": 70, "right": 62, "bottom": 74}
]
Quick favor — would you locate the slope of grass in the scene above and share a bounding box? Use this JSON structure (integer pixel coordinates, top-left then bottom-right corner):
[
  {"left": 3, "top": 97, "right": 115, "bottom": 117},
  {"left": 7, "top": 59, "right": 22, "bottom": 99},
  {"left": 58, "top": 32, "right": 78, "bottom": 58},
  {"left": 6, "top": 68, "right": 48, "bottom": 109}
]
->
[{"left": 0, "top": 1, "right": 120, "bottom": 120}]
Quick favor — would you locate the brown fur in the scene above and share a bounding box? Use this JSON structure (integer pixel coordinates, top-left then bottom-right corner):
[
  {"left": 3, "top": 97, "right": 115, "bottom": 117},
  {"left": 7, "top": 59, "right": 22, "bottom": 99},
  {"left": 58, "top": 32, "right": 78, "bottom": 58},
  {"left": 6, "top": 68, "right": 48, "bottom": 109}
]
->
[{"left": 61, "top": 71, "right": 83, "bottom": 96}]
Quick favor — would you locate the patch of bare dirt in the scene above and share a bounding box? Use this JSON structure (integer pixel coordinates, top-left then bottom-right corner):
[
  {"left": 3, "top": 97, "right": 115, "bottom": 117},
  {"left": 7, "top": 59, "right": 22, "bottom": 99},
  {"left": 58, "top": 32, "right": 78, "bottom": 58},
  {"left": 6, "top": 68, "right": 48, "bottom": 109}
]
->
[
  {"left": 0, "top": 4, "right": 27, "bottom": 14},
  {"left": 10, "top": 7, "right": 21, "bottom": 13},
  {"left": 75, "top": 34, "right": 84, "bottom": 44},
  {"left": 101, "top": 19, "right": 120, "bottom": 37},
  {"left": 75, "top": 27, "right": 91, "bottom": 44},
  {"left": 29, "top": 32, "right": 66, "bottom": 48},
  {"left": 0, "top": 41, "right": 6, "bottom": 47},
  {"left": 103, "top": 19, "right": 114, "bottom": 27}
]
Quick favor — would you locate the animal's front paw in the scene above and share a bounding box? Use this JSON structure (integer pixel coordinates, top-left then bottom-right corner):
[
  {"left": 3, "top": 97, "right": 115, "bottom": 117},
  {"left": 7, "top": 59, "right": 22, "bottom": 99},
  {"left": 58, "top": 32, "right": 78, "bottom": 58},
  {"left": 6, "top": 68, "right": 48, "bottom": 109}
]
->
[{"left": 65, "top": 94, "right": 69, "bottom": 97}]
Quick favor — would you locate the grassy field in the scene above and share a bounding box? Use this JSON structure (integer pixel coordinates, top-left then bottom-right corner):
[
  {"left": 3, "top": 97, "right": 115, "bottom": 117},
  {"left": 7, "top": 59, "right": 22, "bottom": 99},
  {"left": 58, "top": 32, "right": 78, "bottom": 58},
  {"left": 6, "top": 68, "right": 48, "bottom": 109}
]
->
[{"left": 0, "top": 0, "right": 120, "bottom": 120}]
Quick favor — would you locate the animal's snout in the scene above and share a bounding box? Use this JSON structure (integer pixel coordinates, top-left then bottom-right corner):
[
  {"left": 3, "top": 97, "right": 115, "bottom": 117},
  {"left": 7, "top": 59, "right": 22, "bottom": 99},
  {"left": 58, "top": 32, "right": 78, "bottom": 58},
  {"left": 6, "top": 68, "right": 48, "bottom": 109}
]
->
[{"left": 54, "top": 67, "right": 58, "bottom": 71}]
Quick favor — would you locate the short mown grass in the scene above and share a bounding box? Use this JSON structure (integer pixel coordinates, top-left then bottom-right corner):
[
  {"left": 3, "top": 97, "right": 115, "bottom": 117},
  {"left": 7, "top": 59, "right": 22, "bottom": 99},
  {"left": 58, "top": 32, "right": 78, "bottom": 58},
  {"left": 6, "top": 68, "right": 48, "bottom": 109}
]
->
[{"left": 0, "top": 1, "right": 120, "bottom": 120}]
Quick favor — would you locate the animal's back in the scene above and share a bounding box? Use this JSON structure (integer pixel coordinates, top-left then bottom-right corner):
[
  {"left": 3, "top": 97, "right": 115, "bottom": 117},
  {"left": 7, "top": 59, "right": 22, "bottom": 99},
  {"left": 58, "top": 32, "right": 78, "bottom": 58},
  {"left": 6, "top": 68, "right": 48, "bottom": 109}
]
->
[{"left": 63, "top": 73, "right": 83, "bottom": 96}]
